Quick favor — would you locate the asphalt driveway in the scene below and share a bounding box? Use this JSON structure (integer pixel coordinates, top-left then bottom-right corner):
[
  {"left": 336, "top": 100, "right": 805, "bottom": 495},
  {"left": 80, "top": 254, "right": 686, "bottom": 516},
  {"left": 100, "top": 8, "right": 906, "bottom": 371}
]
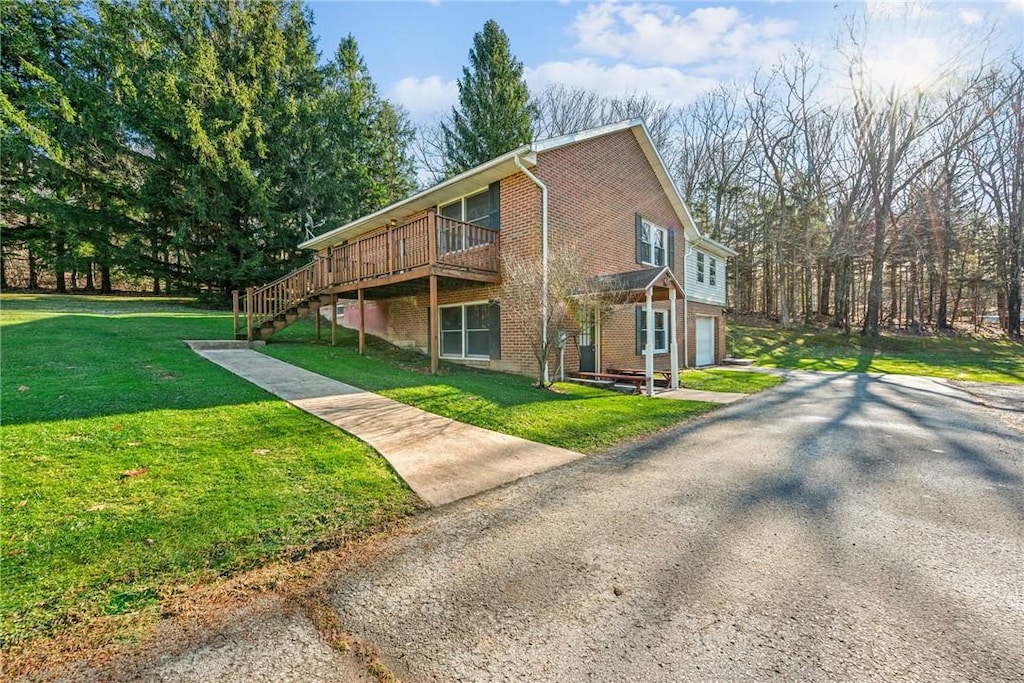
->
[{"left": 46, "top": 371, "right": 1024, "bottom": 682}]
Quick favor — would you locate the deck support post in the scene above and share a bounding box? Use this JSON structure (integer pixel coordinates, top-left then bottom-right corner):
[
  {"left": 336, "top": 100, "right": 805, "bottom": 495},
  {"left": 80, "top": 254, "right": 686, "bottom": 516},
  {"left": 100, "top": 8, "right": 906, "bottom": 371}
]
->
[
  {"left": 314, "top": 296, "right": 321, "bottom": 342},
  {"left": 357, "top": 288, "right": 366, "bottom": 355},
  {"left": 645, "top": 287, "right": 655, "bottom": 397},
  {"left": 669, "top": 286, "right": 680, "bottom": 389},
  {"left": 232, "top": 290, "right": 240, "bottom": 339},
  {"left": 330, "top": 292, "right": 338, "bottom": 347},
  {"left": 429, "top": 274, "right": 439, "bottom": 374},
  {"left": 245, "top": 287, "right": 254, "bottom": 342}
]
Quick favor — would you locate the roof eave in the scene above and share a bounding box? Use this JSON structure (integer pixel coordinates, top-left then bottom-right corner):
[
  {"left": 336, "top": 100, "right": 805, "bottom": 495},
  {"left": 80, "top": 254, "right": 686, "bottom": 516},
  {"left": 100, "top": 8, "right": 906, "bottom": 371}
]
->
[{"left": 299, "top": 145, "right": 535, "bottom": 251}]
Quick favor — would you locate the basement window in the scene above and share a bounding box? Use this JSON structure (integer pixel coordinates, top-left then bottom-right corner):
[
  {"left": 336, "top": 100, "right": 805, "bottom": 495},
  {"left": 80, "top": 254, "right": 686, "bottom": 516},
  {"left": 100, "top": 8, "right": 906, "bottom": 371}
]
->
[{"left": 440, "top": 302, "right": 490, "bottom": 359}]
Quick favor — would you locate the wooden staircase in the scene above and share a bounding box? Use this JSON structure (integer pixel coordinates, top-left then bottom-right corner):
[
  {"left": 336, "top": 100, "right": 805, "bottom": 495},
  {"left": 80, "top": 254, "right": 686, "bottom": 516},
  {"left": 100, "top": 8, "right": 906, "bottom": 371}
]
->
[{"left": 233, "top": 259, "right": 329, "bottom": 341}]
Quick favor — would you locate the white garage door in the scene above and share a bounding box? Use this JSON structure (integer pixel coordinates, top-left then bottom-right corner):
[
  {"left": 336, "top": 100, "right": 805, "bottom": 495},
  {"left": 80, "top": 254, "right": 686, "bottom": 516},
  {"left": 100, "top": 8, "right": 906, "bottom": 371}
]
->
[{"left": 695, "top": 316, "right": 715, "bottom": 366}]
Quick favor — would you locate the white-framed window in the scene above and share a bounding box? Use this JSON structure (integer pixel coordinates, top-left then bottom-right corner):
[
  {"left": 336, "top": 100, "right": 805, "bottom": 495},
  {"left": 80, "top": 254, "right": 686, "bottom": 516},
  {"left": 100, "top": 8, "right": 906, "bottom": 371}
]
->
[
  {"left": 696, "top": 251, "right": 705, "bottom": 283},
  {"left": 638, "top": 309, "right": 668, "bottom": 354},
  {"left": 439, "top": 188, "right": 493, "bottom": 226},
  {"left": 709, "top": 256, "right": 717, "bottom": 286},
  {"left": 439, "top": 188, "right": 495, "bottom": 254},
  {"left": 440, "top": 302, "right": 491, "bottom": 359},
  {"left": 640, "top": 220, "right": 667, "bottom": 267}
]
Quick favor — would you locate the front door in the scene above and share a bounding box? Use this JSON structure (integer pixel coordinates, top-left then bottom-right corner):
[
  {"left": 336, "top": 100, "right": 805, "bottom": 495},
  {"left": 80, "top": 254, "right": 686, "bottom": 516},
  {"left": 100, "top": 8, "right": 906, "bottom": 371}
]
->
[{"left": 578, "top": 311, "right": 596, "bottom": 373}]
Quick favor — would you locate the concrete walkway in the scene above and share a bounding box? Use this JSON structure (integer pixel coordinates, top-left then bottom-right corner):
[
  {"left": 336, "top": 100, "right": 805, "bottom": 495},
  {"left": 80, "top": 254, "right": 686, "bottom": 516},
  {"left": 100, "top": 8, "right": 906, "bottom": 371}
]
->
[
  {"left": 187, "top": 346, "right": 586, "bottom": 507},
  {"left": 655, "top": 387, "right": 747, "bottom": 403}
]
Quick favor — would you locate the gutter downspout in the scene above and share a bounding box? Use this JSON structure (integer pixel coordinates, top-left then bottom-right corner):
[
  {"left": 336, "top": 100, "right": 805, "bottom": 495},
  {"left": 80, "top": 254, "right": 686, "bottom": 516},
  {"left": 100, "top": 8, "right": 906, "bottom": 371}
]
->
[{"left": 515, "top": 154, "right": 550, "bottom": 384}]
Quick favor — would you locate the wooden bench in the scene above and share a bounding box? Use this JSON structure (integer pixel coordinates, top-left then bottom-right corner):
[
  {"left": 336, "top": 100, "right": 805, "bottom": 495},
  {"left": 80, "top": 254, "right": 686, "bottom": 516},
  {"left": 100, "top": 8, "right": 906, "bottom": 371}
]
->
[{"left": 570, "top": 371, "right": 647, "bottom": 394}]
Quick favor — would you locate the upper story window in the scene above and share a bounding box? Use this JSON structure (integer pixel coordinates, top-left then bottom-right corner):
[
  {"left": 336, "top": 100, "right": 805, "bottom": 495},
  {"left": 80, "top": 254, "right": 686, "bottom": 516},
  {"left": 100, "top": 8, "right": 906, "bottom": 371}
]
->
[
  {"left": 696, "top": 251, "right": 718, "bottom": 286},
  {"left": 640, "top": 220, "right": 667, "bottom": 267},
  {"left": 439, "top": 188, "right": 495, "bottom": 228}
]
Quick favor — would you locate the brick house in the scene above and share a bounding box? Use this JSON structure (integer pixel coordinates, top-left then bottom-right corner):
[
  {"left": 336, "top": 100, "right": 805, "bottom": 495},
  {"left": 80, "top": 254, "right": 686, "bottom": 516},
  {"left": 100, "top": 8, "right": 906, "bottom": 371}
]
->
[{"left": 237, "top": 120, "right": 735, "bottom": 392}]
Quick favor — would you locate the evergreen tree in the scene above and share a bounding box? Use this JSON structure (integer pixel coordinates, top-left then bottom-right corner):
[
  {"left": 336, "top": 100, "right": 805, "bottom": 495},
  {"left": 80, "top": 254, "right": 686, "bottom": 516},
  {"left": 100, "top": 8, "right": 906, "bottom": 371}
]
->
[
  {"left": 312, "top": 36, "right": 415, "bottom": 228},
  {"left": 442, "top": 19, "right": 533, "bottom": 176},
  {"left": 105, "top": 0, "right": 324, "bottom": 292}
]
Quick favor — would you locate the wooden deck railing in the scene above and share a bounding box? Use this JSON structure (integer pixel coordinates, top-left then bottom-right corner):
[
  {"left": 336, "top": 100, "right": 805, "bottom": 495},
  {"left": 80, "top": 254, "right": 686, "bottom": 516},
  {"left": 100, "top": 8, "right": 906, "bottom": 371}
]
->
[
  {"left": 327, "top": 211, "right": 498, "bottom": 287},
  {"left": 233, "top": 211, "right": 499, "bottom": 339}
]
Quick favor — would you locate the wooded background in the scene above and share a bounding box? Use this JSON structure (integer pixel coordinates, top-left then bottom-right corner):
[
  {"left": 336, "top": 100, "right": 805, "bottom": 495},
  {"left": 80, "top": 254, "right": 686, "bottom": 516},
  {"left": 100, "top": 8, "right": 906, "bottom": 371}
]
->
[{"left": 3, "top": 1, "right": 1021, "bottom": 337}]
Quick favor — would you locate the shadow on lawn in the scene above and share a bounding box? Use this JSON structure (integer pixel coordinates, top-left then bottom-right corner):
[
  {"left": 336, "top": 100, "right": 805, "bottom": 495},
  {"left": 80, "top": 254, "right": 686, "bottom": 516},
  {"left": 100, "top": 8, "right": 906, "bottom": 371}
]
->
[
  {"left": 267, "top": 323, "right": 581, "bottom": 410},
  {"left": 1, "top": 312, "right": 266, "bottom": 426}
]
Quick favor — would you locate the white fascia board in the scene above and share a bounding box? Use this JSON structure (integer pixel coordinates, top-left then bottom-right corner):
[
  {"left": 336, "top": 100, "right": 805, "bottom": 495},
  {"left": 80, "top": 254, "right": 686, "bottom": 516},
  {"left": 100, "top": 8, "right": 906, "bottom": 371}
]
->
[
  {"left": 299, "top": 145, "right": 534, "bottom": 251},
  {"left": 530, "top": 118, "right": 642, "bottom": 153},
  {"left": 696, "top": 236, "right": 739, "bottom": 258}
]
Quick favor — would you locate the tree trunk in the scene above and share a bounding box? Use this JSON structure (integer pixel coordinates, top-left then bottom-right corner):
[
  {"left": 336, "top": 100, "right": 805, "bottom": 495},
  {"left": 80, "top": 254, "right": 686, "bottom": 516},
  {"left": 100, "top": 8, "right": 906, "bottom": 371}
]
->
[
  {"left": 100, "top": 264, "right": 112, "bottom": 294},
  {"left": 55, "top": 240, "right": 67, "bottom": 294},
  {"left": 85, "top": 261, "right": 96, "bottom": 291},
  {"left": 28, "top": 248, "right": 38, "bottom": 290},
  {"left": 862, "top": 208, "right": 887, "bottom": 336},
  {"left": 819, "top": 260, "right": 832, "bottom": 317}
]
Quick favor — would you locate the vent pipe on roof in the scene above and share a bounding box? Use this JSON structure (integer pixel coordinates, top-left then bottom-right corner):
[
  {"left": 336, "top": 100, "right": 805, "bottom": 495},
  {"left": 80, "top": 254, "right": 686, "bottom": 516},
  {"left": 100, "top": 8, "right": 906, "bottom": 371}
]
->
[{"left": 515, "top": 154, "right": 550, "bottom": 384}]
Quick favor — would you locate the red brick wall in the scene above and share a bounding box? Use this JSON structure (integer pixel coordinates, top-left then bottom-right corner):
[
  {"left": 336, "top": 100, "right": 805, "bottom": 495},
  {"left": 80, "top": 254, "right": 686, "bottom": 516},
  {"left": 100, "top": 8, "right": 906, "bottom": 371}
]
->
[
  {"left": 537, "top": 129, "right": 684, "bottom": 278},
  {"left": 335, "top": 129, "right": 728, "bottom": 376}
]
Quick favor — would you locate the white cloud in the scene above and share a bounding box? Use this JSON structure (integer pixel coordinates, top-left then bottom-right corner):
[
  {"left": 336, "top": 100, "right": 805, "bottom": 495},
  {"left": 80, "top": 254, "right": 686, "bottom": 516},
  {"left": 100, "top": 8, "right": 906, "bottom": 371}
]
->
[
  {"left": 1005, "top": 0, "right": 1024, "bottom": 14},
  {"left": 388, "top": 75, "right": 458, "bottom": 118},
  {"left": 958, "top": 8, "right": 983, "bottom": 25},
  {"left": 527, "top": 59, "right": 718, "bottom": 107},
  {"left": 570, "top": 2, "right": 797, "bottom": 69}
]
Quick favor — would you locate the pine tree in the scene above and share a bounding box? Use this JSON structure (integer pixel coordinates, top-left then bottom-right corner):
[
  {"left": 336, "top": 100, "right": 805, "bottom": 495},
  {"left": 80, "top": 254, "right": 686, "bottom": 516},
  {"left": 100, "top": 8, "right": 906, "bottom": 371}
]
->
[
  {"left": 442, "top": 20, "right": 533, "bottom": 176},
  {"left": 313, "top": 35, "right": 415, "bottom": 227},
  {"left": 106, "top": 0, "right": 324, "bottom": 292}
]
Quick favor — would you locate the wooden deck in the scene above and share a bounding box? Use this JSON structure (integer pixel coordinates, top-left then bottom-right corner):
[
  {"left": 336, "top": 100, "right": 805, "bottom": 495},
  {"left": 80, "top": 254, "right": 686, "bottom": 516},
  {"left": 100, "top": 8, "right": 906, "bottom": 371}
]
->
[
  {"left": 316, "top": 211, "right": 499, "bottom": 293},
  {"left": 233, "top": 211, "right": 500, "bottom": 375}
]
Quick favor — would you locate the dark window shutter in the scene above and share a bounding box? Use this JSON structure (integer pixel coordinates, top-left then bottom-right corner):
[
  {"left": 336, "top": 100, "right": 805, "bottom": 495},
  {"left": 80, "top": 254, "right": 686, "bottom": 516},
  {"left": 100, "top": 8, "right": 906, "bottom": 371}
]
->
[
  {"left": 488, "top": 181, "right": 500, "bottom": 230},
  {"left": 635, "top": 305, "right": 643, "bottom": 355},
  {"left": 489, "top": 302, "right": 501, "bottom": 360},
  {"left": 635, "top": 213, "right": 643, "bottom": 264},
  {"left": 426, "top": 308, "right": 432, "bottom": 357},
  {"left": 668, "top": 229, "right": 676, "bottom": 272}
]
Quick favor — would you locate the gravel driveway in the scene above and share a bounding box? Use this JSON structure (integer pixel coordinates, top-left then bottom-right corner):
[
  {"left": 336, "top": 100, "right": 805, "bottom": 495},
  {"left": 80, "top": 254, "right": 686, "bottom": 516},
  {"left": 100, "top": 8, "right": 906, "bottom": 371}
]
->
[{"left": 42, "top": 371, "right": 1024, "bottom": 682}]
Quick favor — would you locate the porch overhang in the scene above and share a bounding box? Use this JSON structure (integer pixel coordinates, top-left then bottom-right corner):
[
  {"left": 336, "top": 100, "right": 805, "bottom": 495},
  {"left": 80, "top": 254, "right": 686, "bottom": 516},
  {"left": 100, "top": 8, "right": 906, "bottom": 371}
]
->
[{"left": 586, "top": 266, "right": 685, "bottom": 302}]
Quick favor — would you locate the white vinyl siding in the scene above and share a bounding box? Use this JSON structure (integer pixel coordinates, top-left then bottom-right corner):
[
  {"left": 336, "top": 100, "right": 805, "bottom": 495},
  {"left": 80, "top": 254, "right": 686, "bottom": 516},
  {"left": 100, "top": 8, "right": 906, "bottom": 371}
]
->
[{"left": 685, "top": 247, "right": 726, "bottom": 305}]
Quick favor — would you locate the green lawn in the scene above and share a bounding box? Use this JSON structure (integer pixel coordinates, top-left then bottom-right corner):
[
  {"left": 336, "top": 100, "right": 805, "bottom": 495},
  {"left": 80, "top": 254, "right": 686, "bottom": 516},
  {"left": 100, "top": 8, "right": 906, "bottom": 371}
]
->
[
  {"left": 678, "top": 369, "right": 784, "bottom": 394},
  {"left": 0, "top": 295, "right": 415, "bottom": 646},
  {"left": 264, "top": 320, "right": 776, "bottom": 454},
  {"left": 728, "top": 323, "right": 1024, "bottom": 384}
]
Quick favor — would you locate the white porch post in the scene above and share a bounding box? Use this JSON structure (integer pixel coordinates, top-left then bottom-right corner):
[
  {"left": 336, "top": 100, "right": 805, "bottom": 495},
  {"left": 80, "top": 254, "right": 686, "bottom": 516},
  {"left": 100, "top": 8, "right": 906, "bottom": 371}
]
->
[
  {"left": 669, "top": 286, "right": 680, "bottom": 389},
  {"left": 645, "top": 288, "right": 655, "bottom": 397}
]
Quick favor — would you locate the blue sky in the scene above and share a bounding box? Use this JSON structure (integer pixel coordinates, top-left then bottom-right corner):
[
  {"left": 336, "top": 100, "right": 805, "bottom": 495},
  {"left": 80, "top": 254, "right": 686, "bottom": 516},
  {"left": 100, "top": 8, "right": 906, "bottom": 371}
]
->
[{"left": 307, "top": 1, "right": 1024, "bottom": 120}]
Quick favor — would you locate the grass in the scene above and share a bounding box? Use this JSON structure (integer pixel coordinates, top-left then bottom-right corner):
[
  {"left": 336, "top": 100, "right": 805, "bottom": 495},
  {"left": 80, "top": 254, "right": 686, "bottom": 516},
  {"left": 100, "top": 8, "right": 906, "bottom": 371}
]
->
[
  {"left": 264, "top": 320, "right": 777, "bottom": 454},
  {"left": 678, "top": 369, "right": 784, "bottom": 394},
  {"left": 0, "top": 294, "right": 416, "bottom": 647},
  {"left": 728, "top": 323, "right": 1024, "bottom": 384}
]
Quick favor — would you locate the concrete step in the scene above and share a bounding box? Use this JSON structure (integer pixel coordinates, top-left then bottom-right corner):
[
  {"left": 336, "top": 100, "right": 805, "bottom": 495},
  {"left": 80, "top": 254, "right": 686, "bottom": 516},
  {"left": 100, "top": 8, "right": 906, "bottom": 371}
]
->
[
  {"left": 186, "top": 339, "right": 266, "bottom": 350},
  {"left": 723, "top": 357, "right": 754, "bottom": 366},
  {"left": 566, "top": 377, "right": 615, "bottom": 389}
]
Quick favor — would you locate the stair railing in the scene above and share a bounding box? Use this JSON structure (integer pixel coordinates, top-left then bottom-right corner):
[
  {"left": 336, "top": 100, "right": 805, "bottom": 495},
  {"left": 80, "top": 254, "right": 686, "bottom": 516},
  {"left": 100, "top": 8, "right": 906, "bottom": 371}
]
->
[{"left": 233, "top": 257, "right": 326, "bottom": 340}]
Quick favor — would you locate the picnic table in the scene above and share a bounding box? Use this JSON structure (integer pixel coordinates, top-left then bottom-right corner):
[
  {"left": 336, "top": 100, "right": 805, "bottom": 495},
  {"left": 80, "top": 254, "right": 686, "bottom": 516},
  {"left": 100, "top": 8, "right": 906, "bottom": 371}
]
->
[
  {"left": 569, "top": 371, "right": 648, "bottom": 394},
  {"left": 607, "top": 367, "right": 673, "bottom": 387}
]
